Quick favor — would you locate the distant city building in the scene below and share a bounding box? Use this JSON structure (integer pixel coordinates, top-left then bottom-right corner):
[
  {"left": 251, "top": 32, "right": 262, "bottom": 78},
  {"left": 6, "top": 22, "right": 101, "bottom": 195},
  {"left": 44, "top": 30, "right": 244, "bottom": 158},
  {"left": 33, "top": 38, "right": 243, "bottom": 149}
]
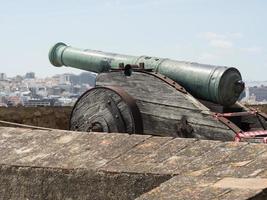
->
[
  {"left": 14, "top": 75, "right": 23, "bottom": 82},
  {"left": 25, "top": 72, "right": 35, "bottom": 79},
  {"left": 72, "top": 85, "right": 81, "bottom": 94},
  {"left": 240, "top": 84, "right": 267, "bottom": 105},
  {"left": 36, "top": 86, "right": 47, "bottom": 97},
  {"left": 0, "top": 103, "right": 7, "bottom": 107},
  {"left": 7, "top": 96, "right": 21, "bottom": 106},
  {"left": 0, "top": 95, "right": 7, "bottom": 104},
  {"left": 24, "top": 99, "right": 56, "bottom": 107},
  {"left": 59, "top": 74, "right": 72, "bottom": 84},
  {"left": 0, "top": 72, "right": 96, "bottom": 107},
  {"left": 245, "top": 86, "right": 250, "bottom": 100},
  {"left": 82, "top": 73, "right": 96, "bottom": 86},
  {"left": 249, "top": 86, "right": 267, "bottom": 102},
  {"left": 0, "top": 73, "right": 7, "bottom": 81},
  {"left": 70, "top": 72, "right": 96, "bottom": 86}
]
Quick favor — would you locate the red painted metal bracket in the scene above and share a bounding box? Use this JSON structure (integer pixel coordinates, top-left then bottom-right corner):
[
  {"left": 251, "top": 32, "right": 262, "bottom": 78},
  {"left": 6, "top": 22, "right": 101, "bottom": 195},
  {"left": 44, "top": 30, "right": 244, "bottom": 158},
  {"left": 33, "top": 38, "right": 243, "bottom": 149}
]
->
[
  {"left": 214, "top": 112, "right": 267, "bottom": 144},
  {"left": 214, "top": 111, "right": 257, "bottom": 117},
  {"left": 247, "top": 107, "right": 267, "bottom": 121},
  {"left": 235, "top": 130, "right": 267, "bottom": 144}
]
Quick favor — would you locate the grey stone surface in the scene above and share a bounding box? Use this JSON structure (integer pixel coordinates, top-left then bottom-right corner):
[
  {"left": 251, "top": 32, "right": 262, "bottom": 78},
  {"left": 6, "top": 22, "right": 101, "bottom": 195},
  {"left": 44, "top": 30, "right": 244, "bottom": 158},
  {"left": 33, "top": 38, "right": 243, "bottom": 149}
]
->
[
  {"left": 136, "top": 175, "right": 267, "bottom": 200},
  {"left": 1, "top": 127, "right": 267, "bottom": 199},
  {"left": 0, "top": 107, "right": 72, "bottom": 129},
  {"left": 0, "top": 165, "right": 170, "bottom": 200}
]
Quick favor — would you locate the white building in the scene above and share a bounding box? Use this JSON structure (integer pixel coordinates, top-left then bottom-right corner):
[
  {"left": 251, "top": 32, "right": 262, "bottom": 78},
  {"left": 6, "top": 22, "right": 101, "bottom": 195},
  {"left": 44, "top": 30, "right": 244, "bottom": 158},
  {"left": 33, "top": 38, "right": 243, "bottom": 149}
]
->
[{"left": 0, "top": 73, "right": 7, "bottom": 81}]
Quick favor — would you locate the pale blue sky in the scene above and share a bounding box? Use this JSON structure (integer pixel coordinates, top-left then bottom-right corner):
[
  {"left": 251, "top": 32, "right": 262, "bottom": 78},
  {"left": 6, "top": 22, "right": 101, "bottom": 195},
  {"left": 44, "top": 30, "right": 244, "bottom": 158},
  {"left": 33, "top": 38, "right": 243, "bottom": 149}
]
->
[{"left": 0, "top": 0, "right": 266, "bottom": 81}]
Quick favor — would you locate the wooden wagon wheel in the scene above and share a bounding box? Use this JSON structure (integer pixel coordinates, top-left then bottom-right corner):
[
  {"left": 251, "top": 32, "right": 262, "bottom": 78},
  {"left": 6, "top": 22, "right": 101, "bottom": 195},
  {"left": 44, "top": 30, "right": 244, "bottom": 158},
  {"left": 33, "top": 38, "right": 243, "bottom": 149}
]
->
[{"left": 70, "top": 86, "right": 143, "bottom": 134}]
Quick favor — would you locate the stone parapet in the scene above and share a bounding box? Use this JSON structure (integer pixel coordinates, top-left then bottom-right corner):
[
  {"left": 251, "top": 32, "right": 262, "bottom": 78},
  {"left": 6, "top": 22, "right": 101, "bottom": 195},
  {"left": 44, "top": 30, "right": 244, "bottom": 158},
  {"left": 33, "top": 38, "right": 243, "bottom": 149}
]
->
[{"left": 0, "top": 127, "right": 267, "bottom": 199}]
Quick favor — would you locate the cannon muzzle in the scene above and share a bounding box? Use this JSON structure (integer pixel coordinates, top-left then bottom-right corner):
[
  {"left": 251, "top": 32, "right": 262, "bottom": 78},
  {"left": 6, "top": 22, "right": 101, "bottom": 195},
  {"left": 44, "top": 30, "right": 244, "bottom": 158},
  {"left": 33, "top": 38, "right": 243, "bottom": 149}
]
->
[{"left": 49, "top": 42, "right": 244, "bottom": 106}]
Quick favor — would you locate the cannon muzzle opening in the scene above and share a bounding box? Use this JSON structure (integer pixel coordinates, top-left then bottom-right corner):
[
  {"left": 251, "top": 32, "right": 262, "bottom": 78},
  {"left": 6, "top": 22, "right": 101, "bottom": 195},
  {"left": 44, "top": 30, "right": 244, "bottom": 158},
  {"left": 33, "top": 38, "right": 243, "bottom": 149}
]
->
[{"left": 49, "top": 42, "right": 67, "bottom": 67}]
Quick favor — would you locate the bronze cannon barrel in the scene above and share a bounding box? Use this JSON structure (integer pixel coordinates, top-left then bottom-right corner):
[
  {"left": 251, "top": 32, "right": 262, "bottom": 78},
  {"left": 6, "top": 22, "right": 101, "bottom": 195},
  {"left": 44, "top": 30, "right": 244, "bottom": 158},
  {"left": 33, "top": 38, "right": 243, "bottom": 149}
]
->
[{"left": 49, "top": 42, "right": 244, "bottom": 106}]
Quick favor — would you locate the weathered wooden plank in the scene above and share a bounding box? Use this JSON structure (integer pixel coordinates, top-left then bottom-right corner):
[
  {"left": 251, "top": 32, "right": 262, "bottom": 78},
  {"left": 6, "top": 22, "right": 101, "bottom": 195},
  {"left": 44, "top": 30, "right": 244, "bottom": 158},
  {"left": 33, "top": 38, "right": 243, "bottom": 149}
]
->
[
  {"left": 192, "top": 124, "right": 234, "bottom": 141},
  {"left": 96, "top": 72, "right": 200, "bottom": 110},
  {"left": 140, "top": 114, "right": 233, "bottom": 141},
  {"left": 137, "top": 101, "right": 227, "bottom": 129}
]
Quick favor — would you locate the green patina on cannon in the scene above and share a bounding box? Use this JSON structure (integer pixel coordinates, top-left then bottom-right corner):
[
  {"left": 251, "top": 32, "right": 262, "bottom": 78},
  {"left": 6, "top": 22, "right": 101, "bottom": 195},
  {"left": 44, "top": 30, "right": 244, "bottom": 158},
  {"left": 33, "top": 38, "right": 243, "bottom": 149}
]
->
[
  {"left": 49, "top": 42, "right": 267, "bottom": 143},
  {"left": 49, "top": 42, "right": 244, "bottom": 106}
]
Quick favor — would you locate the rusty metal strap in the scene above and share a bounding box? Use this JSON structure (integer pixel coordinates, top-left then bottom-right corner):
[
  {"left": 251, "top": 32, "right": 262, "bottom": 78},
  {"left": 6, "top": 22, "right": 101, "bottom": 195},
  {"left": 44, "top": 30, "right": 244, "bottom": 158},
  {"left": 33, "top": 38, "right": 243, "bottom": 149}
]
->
[
  {"left": 248, "top": 107, "right": 267, "bottom": 121},
  {"left": 137, "top": 71, "right": 187, "bottom": 94},
  {"left": 214, "top": 111, "right": 257, "bottom": 117},
  {"left": 123, "top": 68, "right": 188, "bottom": 94},
  {"left": 259, "top": 112, "right": 267, "bottom": 120},
  {"left": 215, "top": 116, "right": 242, "bottom": 133}
]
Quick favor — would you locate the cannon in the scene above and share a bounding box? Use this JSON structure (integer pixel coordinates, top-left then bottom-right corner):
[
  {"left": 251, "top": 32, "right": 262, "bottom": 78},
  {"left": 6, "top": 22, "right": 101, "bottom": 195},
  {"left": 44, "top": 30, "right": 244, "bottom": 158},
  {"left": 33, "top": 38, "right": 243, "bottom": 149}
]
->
[
  {"left": 49, "top": 42, "right": 267, "bottom": 143},
  {"left": 49, "top": 42, "right": 244, "bottom": 106}
]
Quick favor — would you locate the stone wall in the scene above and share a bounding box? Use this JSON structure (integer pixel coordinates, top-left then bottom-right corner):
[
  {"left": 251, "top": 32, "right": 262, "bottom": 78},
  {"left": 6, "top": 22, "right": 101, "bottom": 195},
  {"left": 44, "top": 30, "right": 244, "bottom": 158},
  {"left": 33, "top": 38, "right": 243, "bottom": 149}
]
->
[
  {"left": 0, "top": 107, "right": 72, "bottom": 130},
  {"left": 1, "top": 127, "right": 267, "bottom": 199}
]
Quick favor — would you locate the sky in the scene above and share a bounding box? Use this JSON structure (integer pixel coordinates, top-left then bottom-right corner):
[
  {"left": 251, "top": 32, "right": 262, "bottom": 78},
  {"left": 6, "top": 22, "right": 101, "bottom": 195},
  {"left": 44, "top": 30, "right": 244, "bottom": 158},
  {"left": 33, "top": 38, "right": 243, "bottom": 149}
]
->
[{"left": 0, "top": 0, "right": 266, "bottom": 81}]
